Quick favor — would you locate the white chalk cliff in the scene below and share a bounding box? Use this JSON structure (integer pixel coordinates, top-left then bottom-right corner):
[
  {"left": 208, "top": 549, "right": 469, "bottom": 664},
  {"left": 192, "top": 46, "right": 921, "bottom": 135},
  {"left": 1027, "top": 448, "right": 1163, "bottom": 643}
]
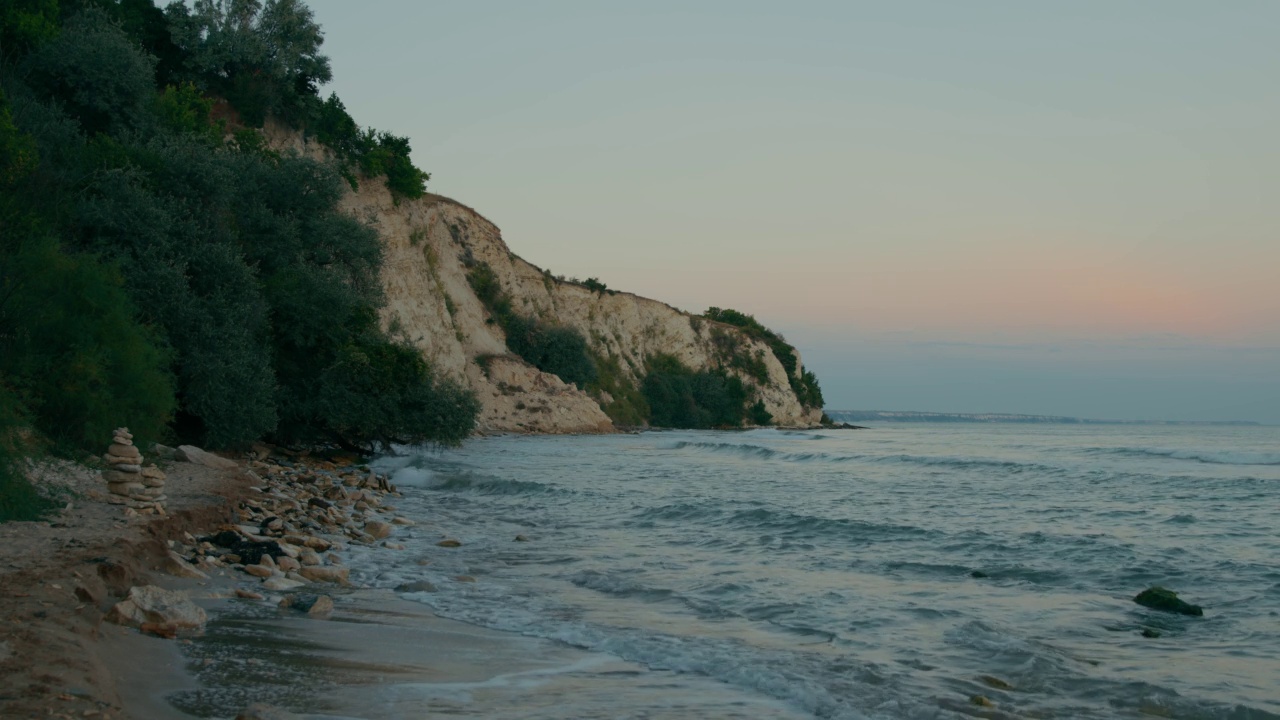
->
[{"left": 268, "top": 123, "right": 824, "bottom": 434}]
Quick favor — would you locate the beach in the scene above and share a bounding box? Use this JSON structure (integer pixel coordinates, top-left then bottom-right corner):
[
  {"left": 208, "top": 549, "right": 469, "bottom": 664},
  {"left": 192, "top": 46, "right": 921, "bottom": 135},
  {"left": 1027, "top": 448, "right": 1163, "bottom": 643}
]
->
[
  {"left": 0, "top": 447, "right": 805, "bottom": 720},
  {"left": 5, "top": 424, "right": 1279, "bottom": 719}
]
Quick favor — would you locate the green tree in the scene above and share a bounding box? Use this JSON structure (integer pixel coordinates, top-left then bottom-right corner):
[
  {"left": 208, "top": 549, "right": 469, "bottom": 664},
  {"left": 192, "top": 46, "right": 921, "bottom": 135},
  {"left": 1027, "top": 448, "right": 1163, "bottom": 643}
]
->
[
  {"left": 23, "top": 8, "right": 158, "bottom": 135},
  {"left": 165, "top": 0, "right": 331, "bottom": 125}
]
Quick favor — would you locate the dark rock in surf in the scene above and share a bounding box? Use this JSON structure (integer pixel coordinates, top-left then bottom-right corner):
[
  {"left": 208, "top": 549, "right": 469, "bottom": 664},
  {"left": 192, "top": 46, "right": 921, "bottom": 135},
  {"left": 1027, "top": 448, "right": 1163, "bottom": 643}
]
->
[
  {"left": 970, "top": 570, "right": 989, "bottom": 579},
  {"left": 203, "top": 531, "right": 283, "bottom": 566},
  {"left": 1134, "top": 586, "right": 1203, "bottom": 616},
  {"left": 1141, "top": 627, "right": 1162, "bottom": 638}
]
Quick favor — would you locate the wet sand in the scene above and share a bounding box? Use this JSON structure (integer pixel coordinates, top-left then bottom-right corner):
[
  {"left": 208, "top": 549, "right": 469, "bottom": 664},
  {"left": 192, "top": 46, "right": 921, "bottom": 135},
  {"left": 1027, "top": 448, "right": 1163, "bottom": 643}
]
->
[{"left": 109, "top": 587, "right": 807, "bottom": 718}]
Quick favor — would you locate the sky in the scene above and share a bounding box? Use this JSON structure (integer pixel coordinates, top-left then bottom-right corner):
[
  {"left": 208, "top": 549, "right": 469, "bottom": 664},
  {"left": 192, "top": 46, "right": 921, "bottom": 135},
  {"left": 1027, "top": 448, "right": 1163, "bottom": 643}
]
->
[{"left": 307, "top": 1, "right": 1280, "bottom": 423}]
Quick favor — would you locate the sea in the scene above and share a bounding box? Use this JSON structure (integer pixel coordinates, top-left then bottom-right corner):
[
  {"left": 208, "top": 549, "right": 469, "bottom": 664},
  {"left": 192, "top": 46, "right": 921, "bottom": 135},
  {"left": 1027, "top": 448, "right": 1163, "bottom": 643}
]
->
[{"left": 351, "top": 423, "right": 1280, "bottom": 719}]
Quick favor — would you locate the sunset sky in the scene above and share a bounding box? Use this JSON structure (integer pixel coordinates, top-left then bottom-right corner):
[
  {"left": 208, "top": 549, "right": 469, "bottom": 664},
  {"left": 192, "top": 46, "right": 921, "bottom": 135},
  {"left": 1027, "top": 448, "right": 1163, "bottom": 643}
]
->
[{"left": 308, "top": 1, "right": 1279, "bottom": 423}]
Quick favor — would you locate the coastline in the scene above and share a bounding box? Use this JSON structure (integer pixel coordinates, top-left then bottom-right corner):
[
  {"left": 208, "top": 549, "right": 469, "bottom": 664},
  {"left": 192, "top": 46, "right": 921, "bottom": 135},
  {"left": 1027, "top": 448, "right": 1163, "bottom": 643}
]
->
[{"left": 0, "top": 445, "right": 808, "bottom": 719}]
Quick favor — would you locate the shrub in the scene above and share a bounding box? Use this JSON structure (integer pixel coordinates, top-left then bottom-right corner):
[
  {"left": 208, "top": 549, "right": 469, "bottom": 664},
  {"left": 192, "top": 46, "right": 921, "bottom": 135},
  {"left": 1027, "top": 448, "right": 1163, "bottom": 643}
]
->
[
  {"left": 0, "top": 380, "right": 54, "bottom": 522},
  {"left": 0, "top": 0, "right": 477, "bottom": 466},
  {"left": 308, "top": 93, "right": 429, "bottom": 199},
  {"left": 22, "top": 8, "right": 157, "bottom": 135},
  {"left": 0, "top": 235, "right": 175, "bottom": 453},
  {"left": 749, "top": 400, "right": 773, "bottom": 426},
  {"left": 703, "top": 306, "right": 823, "bottom": 408},
  {"left": 281, "top": 339, "right": 478, "bottom": 451},
  {"left": 467, "top": 262, "right": 596, "bottom": 388},
  {"left": 642, "top": 354, "right": 749, "bottom": 429},
  {"left": 586, "top": 353, "right": 648, "bottom": 426}
]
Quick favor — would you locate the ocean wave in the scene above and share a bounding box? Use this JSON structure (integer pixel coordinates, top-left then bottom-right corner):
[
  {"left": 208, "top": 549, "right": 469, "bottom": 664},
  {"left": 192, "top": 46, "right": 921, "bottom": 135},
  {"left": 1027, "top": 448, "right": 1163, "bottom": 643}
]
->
[
  {"left": 632, "top": 501, "right": 934, "bottom": 544},
  {"left": 431, "top": 472, "right": 570, "bottom": 495},
  {"left": 1099, "top": 447, "right": 1280, "bottom": 466},
  {"left": 665, "top": 440, "right": 1075, "bottom": 476}
]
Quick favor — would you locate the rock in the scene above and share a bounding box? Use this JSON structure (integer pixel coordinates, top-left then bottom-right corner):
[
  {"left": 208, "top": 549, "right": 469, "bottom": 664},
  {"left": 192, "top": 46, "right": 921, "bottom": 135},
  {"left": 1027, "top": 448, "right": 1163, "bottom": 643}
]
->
[
  {"left": 113, "top": 427, "right": 133, "bottom": 441},
  {"left": 514, "top": 535, "right": 529, "bottom": 542},
  {"left": 454, "top": 575, "right": 476, "bottom": 583},
  {"left": 235, "top": 589, "right": 265, "bottom": 600},
  {"left": 1134, "top": 587, "right": 1204, "bottom": 616},
  {"left": 261, "top": 577, "right": 306, "bottom": 592},
  {"left": 979, "top": 675, "right": 1013, "bottom": 690},
  {"left": 395, "top": 580, "right": 437, "bottom": 593},
  {"left": 308, "top": 497, "right": 332, "bottom": 510},
  {"left": 141, "top": 465, "right": 166, "bottom": 480},
  {"left": 280, "top": 593, "right": 334, "bottom": 617},
  {"left": 151, "top": 442, "right": 178, "bottom": 461},
  {"left": 364, "top": 521, "right": 392, "bottom": 539},
  {"left": 276, "top": 556, "right": 300, "bottom": 572},
  {"left": 109, "top": 463, "right": 143, "bottom": 473},
  {"left": 74, "top": 582, "right": 106, "bottom": 605},
  {"left": 383, "top": 542, "right": 405, "bottom": 550},
  {"left": 306, "top": 595, "right": 334, "bottom": 617},
  {"left": 175, "top": 444, "right": 238, "bottom": 470},
  {"left": 97, "top": 561, "right": 138, "bottom": 597},
  {"left": 108, "top": 443, "right": 141, "bottom": 459},
  {"left": 165, "top": 551, "right": 209, "bottom": 579},
  {"left": 436, "top": 539, "right": 462, "bottom": 548},
  {"left": 970, "top": 695, "right": 995, "bottom": 707},
  {"left": 244, "top": 564, "right": 275, "bottom": 578},
  {"left": 203, "top": 531, "right": 283, "bottom": 565},
  {"left": 107, "top": 481, "right": 146, "bottom": 495},
  {"left": 298, "top": 566, "right": 349, "bottom": 585},
  {"left": 970, "top": 570, "right": 989, "bottom": 579},
  {"left": 391, "top": 516, "right": 415, "bottom": 526},
  {"left": 299, "top": 549, "right": 322, "bottom": 566},
  {"left": 140, "top": 622, "right": 179, "bottom": 639},
  {"left": 1141, "top": 628, "right": 1162, "bottom": 638},
  {"left": 106, "top": 586, "right": 206, "bottom": 629}
]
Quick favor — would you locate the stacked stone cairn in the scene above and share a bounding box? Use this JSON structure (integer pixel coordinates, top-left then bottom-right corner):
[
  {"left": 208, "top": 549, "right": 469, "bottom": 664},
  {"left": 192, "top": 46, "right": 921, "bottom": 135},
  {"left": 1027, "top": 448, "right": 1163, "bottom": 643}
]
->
[{"left": 102, "top": 427, "right": 167, "bottom": 514}]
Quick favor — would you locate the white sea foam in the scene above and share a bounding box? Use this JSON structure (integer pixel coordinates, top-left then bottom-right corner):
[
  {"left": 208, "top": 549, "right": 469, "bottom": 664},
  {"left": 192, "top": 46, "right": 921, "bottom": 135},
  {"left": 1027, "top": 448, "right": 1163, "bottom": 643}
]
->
[{"left": 390, "top": 465, "right": 436, "bottom": 487}]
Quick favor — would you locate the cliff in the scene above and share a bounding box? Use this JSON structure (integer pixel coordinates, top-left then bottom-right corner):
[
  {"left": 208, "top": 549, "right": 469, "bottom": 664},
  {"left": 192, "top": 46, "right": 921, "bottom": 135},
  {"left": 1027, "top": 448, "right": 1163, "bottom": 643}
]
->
[{"left": 267, "top": 123, "right": 824, "bottom": 434}]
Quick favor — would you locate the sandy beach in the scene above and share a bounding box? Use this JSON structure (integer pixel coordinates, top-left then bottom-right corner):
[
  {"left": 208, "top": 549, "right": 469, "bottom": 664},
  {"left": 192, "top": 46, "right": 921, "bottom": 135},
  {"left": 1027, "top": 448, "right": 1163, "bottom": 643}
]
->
[{"left": 0, "top": 450, "right": 804, "bottom": 720}]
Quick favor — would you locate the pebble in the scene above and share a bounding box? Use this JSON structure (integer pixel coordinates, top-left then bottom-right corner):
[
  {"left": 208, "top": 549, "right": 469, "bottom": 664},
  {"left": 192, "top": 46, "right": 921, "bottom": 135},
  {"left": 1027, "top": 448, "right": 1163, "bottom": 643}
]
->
[
  {"left": 436, "top": 539, "right": 462, "bottom": 548},
  {"left": 261, "top": 577, "right": 306, "bottom": 592},
  {"left": 243, "top": 564, "right": 274, "bottom": 578}
]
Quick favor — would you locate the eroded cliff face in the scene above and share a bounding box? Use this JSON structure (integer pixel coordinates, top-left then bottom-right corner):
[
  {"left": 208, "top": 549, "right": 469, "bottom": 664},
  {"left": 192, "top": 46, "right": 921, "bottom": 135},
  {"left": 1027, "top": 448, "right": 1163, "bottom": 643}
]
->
[{"left": 267, "top": 123, "right": 823, "bottom": 434}]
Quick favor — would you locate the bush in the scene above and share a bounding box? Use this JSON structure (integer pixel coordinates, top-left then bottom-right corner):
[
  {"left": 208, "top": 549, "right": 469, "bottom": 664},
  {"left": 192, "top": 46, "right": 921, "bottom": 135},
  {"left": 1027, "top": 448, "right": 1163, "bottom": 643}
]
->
[
  {"left": 0, "top": 235, "right": 176, "bottom": 452},
  {"left": 642, "top": 354, "right": 749, "bottom": 429},
  {"left": 0, "top": 0, "right": 478, "bottom": 469},
  {"left": 703, "top": 306, "right": 823, "bottom": 408},
  {"left": 467, "top": 262, "right": 596, "bottom": 388},
  {"left": 282, "top": 340, "right": 478, "bottom": 451},
  {"left": 309, "top": 93, "right": 429, "bottom": 199},
  {"left": 0, "top": 380, "right": 54, "bottom": 522},
  {"left": 586, "top": 353, "right": 649, "bottom": 426},
  {"left": 749, "top": 400, "right": 773, "bottom": 426},
  {"left": 22, "top": 8, "right": 158, "bottom": 135}
]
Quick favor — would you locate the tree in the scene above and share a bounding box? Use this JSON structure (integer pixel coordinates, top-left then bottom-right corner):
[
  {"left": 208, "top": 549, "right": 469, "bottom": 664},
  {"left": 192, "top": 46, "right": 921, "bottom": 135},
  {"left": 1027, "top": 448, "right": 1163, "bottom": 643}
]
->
[
  {"left": 165, "top": 0, "right": 331, "bottom": 125},
  {"left": 23, "top": 8, "right": 158, "bottom": 135}
]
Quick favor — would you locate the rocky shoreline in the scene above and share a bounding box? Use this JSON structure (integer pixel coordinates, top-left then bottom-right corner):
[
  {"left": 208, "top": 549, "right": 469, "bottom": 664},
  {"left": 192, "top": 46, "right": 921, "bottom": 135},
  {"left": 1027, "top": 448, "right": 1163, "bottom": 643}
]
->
[{"left": 0, "top": 441, "right": 425, "bottom": 719}]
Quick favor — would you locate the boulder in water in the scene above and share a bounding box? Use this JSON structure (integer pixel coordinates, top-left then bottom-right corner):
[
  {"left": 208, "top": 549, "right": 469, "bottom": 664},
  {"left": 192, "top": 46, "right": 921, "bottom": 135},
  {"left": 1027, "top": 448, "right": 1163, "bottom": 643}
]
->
[{"left": 1134, "top": 586, "right": 1203, "bottom": 616}]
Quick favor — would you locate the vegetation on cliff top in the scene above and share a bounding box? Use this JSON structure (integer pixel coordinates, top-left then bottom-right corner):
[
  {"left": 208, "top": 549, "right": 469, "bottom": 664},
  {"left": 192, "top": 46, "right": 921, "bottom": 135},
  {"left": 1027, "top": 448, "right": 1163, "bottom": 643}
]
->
[
  {"left": 1, "top": 0, "right": 474, "bottom": 519},
  {"left": 703, "top": 307, "right": 824, "bottom": 409},
  {"left": 466, "top": 266, "right": 799, "bottom": 430}
]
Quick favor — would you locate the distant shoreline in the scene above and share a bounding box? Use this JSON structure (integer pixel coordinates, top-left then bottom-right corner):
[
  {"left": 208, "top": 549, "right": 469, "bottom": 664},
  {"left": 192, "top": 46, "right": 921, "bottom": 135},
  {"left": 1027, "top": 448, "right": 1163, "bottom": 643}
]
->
[{"left": 824, "top": 410, "right": 1264, "bottom": 426}]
